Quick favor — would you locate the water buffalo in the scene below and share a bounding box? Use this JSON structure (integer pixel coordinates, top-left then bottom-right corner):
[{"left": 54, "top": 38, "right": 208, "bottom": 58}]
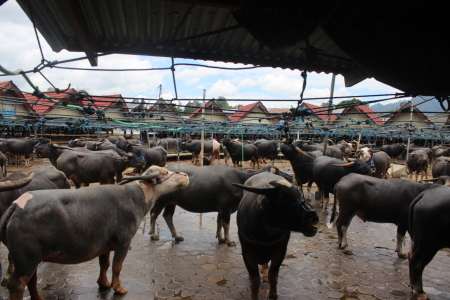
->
[
  {"left": 222, "top": 138, "right": 260, "bottom": 169},
  {"left": 431, "top": 156, "right": 450, "bottom": 178},
  {"left": 0, "top": 166, "right": 189, "bottom": 299},
  {"left": 294, "top": 141, "right": 343, "bottom": 160},
  {"left": 408, "top": 183, "right": 450, "bottom": 300},
  {"left": 336, "top": 140, "right": 353, "bottom": 161},
  {"left": 313, "top": 156, "right": 374, "bottom": 214},
  {"left": 380, "top": 143, "right": 405, "bottom": 163},
  {"left": 0, "top": 151, "right": 6, "bottom": 179},
  {"left": 406, "top": 150, "right": 429, "bottom": 182},
  {"left": 116, "top": 140, "right": 167, "bottom": 171},
  {"left": 56, "top": 151, "right": 144, "bottom": 187},
  {"left": 149, "top": 165, "right": 284, "bottom": 246},
  {"left": 331, "top": 173, "right": 429, "bottom": 258},
  {"left": 0, "top": 138, "right": 50, "bottom": 167},
  {"left": 280, "top": 143, "right": 322, "bottom": 201},
  {"left": 68, "top": 138, "right": 97, "bottom": 148},
  {"left": 254, "top": 139, "right": 278, "bottom": 165},
  {"left": 408, "top": 147, "right": 433, "bottom": 165},
  {"left": 180, "top": 139, "right": 221, "bottom": 166},
  {"left": 233, "top": 172, "right": 318, "bottom": 300},
  {"left": 356, "top": 148, "right": 391, "bottom": 179}
]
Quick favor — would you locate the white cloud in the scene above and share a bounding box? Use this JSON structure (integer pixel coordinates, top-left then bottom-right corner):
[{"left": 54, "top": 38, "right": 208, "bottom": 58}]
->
[{"left": 207, "top": 79, "right": 238, "bottom": 98}]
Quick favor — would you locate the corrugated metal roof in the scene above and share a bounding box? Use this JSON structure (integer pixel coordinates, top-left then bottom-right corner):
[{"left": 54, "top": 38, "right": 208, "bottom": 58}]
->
[{"left": 15, "top": 0, "right": 450, "bottom": 96}]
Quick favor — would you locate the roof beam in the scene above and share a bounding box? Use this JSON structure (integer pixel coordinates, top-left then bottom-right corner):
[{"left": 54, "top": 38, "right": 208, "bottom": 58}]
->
[{"left": 58, "top": 0, "right": 98, "bottom": 66}]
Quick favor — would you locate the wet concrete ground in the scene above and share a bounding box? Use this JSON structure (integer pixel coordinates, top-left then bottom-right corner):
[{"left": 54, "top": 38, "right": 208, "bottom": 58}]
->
[{"left": 1, "top": 159, "right": 449, "bottom": 299}]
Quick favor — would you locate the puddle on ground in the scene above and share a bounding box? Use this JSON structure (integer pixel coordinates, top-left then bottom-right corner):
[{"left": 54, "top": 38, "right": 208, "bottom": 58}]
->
[
  {"left": 217, "top": 279, "right": 227, "bottom": 286},
  {"left": 158, "top": 241, "right": 174, "bottom": 249}
]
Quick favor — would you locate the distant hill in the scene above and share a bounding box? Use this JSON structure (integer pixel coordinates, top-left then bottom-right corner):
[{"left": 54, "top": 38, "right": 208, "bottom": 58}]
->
[{"left": 370, "top": 96, "right": 445, "bottom": 116}]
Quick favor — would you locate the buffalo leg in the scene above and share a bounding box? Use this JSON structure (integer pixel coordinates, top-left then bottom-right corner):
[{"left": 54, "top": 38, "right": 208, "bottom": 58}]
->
[
  {"left": 218, "top": 211, "right": 235, "bottom": 246},
  {"left": 409, "top": 244, "right": 437, "bottom": 300},
  {"left": 322, "top": 192, "right": 330, "bottom": 214},
  {"left": 216, "top": 212, "right": 225, "bottom": 243},
  {"left": 110, "top": 246, "right": 130, "bottom": 294},
  {"left": 267, "top": 251, "right": 286, "bottom": 300},
  {"left": 242, "top": 251, "right": 261, "bottom": 300},
  {"left": 149, "top": 205, "right": 165, "bottom": 240},
  {"left": 26, "top": 270, "right": 42, "bottom": 300},
  {"left": 306, "top": 180, "right": 314, "bottom": 202},
  {"left": 395, "top": 225, "right": 408, "bottom": 259},
  {"left": 97, "top": 252, "right": 111, "bottom": 288},
  {"left": 336, "top": 211, "right": 356, "bottom": 255},
  {"left": 1, "top": 253, "right": 14, "bottom": 286},
  {"left": 162, "top": 204, "right": 184, "bottom": 241}
]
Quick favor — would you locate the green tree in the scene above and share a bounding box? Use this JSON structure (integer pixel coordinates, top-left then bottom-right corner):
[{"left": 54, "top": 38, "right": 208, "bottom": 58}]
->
[
  {"left": 213, "top": 96, "right": 232, "bottom": 109},
  {"left": 336, "top": 98, "right": 367, "bottom": 109},
  {"left": 183, "top": 100, "right": 202, "bottom": 114}
]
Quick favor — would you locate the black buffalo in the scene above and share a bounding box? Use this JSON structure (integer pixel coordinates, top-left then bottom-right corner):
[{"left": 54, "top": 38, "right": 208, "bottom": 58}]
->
[
  {"left": 331, "top": 173, "right": 429, "bottom": 258},
  {"left": 149, "top": 164, "right": 285, "bottom": 246},
  {"left": 280, "top": 143, "right": 322, "bottom": 201},
  {"left": 294, "top": 141, "right": 343, "bottom": 160},
  {"left": 0, "top": 151, "right": 6, "bottom": 179},
  {"left": 0, "top": 166, "right": 188, "bottom": 299},
  {"left": 222, "top": 138, "right": 260, "bottom": 169},
  {"left": 431, "top": 156, "right": 450, "bottom": 178},
  {"left": 408, "top": 183, "right": 450, "bottom": 300},
  {"left": 116, "top": 140, "right": 167, "bottom": 171},
  {"left": 380, "top": 143, "right": 405, "bottom": 163},
  {"left": 0, "top": 138, "right": 50, "bottom": 167},
  {"left": 313, "top": 156, "right": 374, "bottom": 214},
  {"left": 406, "top": 150, "right": 428, "bottom": 182},
  {"left": 233, "top": 172, "right": 318, "bottom": 300},
  {"left": 254, "top": 139, "right": 278, "bottom": 165}
]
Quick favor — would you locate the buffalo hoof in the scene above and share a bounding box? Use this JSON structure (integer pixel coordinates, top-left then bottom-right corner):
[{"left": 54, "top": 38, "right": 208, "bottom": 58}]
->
[
  {"left": 174, "top": 236, "right": 184, "bottom": 242},
  {"left": 227, "top": 241, "right": 236, "bottom": 247},
  {"left": 343, "top": 250, "right": 354, "bottom": 255},
  {"left": 398, "top": 253, "right": 408, "bottom": 259},
  {"left": 218, "top": 238, "right": 227, "bottom": 244},
  {"left": 113, "top": 285, "right": 128, "bottom": 294},
  {"left": 150, "top": 235, "right": 160, "bottom": 241},
  {"left": 0, "top": 277, "right": 7, "bottom": 286},
  {"left": 322, "top": 210, "right": 328, "bottom": 215},
  {"left": 413, "top": 291, "right": 429, "bottom": 300},
  {"left": 97, "top": 279, "right": 111, "bottom": 289}
]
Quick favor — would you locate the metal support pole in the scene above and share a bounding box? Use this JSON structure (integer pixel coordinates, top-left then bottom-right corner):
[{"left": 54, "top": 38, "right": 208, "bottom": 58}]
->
[{"left": 406, "top": 98, "right": 414, "bottom": 156}]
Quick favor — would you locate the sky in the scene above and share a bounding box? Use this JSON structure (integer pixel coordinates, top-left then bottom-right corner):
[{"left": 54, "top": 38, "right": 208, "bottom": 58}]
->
[{"left": 0, "top": 0, "right": 404, "bottom": 110}]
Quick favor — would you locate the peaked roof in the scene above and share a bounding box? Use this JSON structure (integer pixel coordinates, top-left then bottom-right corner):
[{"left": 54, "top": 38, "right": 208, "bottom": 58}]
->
[
  {"left": 300, "top": 103, "right": 338, "bottom": 121},
  {"left": 22, "top": 88, "right": 81, "bottom": 115},
  {"left": 384, "top": 101, "right": 433, "bottom": 125},
  {"left": 339, "top": 104, "right": 384, "bottom": 125},
  {"left": 87, "top": 94, "right": 128, "bottom": 111},
  {"left": 189, "top": 100, "right": 230, "bottom": 120},
  {"left": 230, "top": 101, "right": 271, "bottom": 122},
  {"left": 147, "top": 99, "right": 179, "bottom": 115},
  {"left": 0, "top": 81, "right": 26, "bottom": 98}
]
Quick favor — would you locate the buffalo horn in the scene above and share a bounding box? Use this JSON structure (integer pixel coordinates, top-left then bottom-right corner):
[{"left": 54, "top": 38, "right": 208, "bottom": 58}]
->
[
  {"left": 119, "top": 169, "right": 161, "bottom": 185},
  {"left": 294, "top": 147, "right": 314, "bottom": 159},
  {"left": 333, "top": 162, "right": 355, "bottom": 167},
  {"left": 0, "top": 173, "right": 34, "bottom": 192}
]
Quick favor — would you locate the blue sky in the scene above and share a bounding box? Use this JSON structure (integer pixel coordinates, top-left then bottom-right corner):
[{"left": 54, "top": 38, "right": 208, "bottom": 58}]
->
[{"left": 0, "top": 0, "right": 404, "bottom": 109}]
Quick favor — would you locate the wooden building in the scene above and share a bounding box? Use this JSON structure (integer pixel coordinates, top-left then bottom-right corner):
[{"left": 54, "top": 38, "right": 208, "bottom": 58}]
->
[
  {"left": 189, "top": 100, "right": 230, "bottom": 122},
  {"left": 230, "top": 101, "right": 274, "bottom": 124},
  {"left": 334, "top": 104, "right": 383, "bottom": 127},
  {"left": 384, "top": 102, "right": 433, "bottom": 128},
  {"left": 146, "top": 99, "right": 184, "bottom": 124},
  {"left": 0, "top": 81, "right": 28, "bottom": 119}
]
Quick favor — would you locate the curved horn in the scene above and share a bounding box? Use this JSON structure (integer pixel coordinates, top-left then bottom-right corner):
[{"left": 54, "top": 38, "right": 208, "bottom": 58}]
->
[
  {"left": 333, "top": 162, "right": 355, "bottom": 167},
  {"left": 119, "top": 169, "right": 161, "bottom": 185},
  {"left": 294, "top": 147, "right": 314, "bottom": 160},
  {"left": 0, "top": 173, "right": 34, "bottom": 192}
]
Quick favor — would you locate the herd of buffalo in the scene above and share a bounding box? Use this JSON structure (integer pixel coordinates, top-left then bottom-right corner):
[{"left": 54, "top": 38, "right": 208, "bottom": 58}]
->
[{"left": 0, "top": 135, "right": 449, "bottom": 300}]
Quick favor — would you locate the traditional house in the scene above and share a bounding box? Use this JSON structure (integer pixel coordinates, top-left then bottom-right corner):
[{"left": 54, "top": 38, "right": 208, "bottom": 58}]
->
[
  {"left": 0, "top": 81, "right": 28, "bottom": 119},
  {"left": 230, "top": 101, "right": 274, "bottom": 124},
  {"left": 85, "top": 94, "right": 130, "bottom": 122},
  {"left": 146, "top": 99, "right": 184, "bottom": 124},
  {"left": 333, "top": 104, "right": 383, "bottom": 127},
  {"left": 189, "top": 100, "right": 230, "bottom": 122},
  {"left": 383, "top": 101, "right": 433, "bottom": 128},
  {"left": 23, "top": 88, "right": 85, "bottom": 119}
]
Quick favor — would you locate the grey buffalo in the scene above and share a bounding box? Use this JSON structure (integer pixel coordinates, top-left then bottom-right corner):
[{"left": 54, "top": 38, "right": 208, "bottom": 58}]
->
[
  {"left": 331, "top": 173, "right": 429, "bottom": 258},
  {"left": 431, "top": 156, "right": 450, "bottom": 178},
  {"left": 0, "top": 166, "right": 189, "bottom": 299},
  {"left": 116, "top": 140, "right": 167, "bottom": 171},
  {"left": 380, "top": 143, "right": 405, "bottom": 163},
  {"left": 408, "top": 183, "right": 450, "bottom": 300},
  {"left": 0, "top": 151, "right": 6, "bottom": 179},
  {"left": 0, "top": 138, "right": 50, "bottom": 167},
  {"left": 254, "top": 139, "right": 278, "bottom": 165},
  {"left": 233, "top": 172, "right": 318, "bottom": 300}
]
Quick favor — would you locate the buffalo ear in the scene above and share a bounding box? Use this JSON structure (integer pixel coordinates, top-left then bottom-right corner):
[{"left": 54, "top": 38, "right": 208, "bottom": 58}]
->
[{"left": 232, "top": 183, "right": 276, "bottom": 196}]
